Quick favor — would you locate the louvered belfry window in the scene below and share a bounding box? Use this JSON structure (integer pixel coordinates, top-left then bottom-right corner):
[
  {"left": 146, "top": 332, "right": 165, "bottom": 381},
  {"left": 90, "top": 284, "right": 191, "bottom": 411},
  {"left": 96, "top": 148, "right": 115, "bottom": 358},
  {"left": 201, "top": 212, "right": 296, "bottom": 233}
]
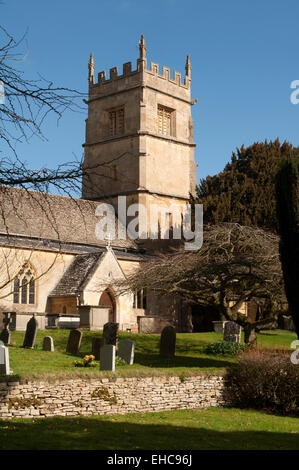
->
[
  {"left": 109, "top": 107, "right": 124, "bottom": 136},
  {"left": 158, "top": 105, "right": 173, "bottom": 136}
]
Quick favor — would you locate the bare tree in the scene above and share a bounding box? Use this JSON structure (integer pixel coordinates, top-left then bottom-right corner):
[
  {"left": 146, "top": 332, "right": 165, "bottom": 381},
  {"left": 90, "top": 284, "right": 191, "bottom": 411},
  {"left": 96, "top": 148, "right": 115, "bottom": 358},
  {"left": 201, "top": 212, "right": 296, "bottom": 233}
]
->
[
  {"left": 0, "top": 22, "right": 124, "bottom": 315},
  {"left": 0, "top": 21, "right": 89, "bottom": 311},
  {"left": 0, "top": 24, "right": 88, "bottom": 196},
  {"left": 118, "top": 223, "right": 286, "bottom": 345}
]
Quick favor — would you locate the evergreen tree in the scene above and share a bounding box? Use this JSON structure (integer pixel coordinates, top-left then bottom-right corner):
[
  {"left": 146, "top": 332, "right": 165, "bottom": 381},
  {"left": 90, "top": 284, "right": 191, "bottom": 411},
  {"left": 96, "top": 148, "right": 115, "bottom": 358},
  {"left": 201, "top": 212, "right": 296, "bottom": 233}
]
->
[
  {"left": 275, "top": 153, "right": 299, "bottom": 338},
  {"left": 196, "top": 139, "right": 295, "bottom": 233}
]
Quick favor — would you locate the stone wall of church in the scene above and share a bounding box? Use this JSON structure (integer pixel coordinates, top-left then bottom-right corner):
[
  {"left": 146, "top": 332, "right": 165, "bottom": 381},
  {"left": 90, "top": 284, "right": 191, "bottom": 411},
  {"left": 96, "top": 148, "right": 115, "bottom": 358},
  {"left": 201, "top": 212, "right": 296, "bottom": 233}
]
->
[
  {"left": 0, "top": 374, "right": 228, "bottom": 419},
  {"left": 82, "top": 51, "right": 196, "bottom": 204},
  {"left": 140, "top": 80, "right": 196, "bottom": 200},
  {"left": 82, "top": 80, "right": 141, "bottom": 200},
  {"left": 83, "top": 135, "right": 140, "bottom": 200},
  {"left": 0, "top": 247, "right": 74, "bottom": 316},
  {"left": 47, "top": 296, "right": 78, "bottom": 315},
  {"left": 82, "top": 250, "right": 138, "bottom": 331}
]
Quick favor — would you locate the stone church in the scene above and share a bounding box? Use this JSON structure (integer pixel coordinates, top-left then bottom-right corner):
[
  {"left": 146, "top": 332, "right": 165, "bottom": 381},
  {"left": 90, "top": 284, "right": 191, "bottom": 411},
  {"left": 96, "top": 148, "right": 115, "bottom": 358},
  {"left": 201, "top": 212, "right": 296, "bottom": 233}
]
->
[{"left": 0, "top": 36, "right": 197, "bottom": 332}]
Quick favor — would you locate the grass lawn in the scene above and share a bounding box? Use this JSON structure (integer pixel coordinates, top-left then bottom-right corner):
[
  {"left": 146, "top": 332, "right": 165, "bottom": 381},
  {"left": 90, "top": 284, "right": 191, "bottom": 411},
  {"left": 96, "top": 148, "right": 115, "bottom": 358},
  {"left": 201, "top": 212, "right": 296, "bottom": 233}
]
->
[
  {"left": 3, "top": 328, "right": 296, "bottom": 381},
  {"left": 0, "top": 407, "right": 298, "bottom": 450}
]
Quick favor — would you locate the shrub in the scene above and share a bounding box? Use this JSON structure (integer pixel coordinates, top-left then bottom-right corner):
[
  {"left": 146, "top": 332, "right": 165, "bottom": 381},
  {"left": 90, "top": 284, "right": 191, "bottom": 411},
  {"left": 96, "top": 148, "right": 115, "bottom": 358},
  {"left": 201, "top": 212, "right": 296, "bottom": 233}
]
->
[
  {"left": 204, "top": 341, "right": 245, "bottom": 356},
  {"left": 115, "top": 356, "right": 127, "bottom": 366},
  {"left": 225, "top": 349, "right": 299, "bottom": 415}
]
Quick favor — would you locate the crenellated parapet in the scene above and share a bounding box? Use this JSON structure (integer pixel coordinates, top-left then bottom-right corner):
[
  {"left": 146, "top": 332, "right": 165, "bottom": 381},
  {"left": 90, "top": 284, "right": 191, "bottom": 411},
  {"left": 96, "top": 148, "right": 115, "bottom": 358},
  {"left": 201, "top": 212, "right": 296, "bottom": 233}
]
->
[
  {"left": 95, "top": 61, "right": 137, "bottom": 85},
  {"left": 147, "top": 61, "right": 189, "bottom": 89},
  {"left": 88, "top": 34, "right": 191, "bottom": 93},
  {"left": 83, "top": 34, "right": 196, "bottom": 210}
]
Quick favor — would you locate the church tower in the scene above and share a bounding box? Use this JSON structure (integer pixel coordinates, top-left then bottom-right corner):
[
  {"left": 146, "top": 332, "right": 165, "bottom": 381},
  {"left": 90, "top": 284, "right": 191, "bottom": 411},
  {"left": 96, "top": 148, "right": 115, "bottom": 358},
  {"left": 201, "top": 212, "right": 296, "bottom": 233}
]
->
[{"left": 82, "top": 35, "right": 197, "bottom": 234}]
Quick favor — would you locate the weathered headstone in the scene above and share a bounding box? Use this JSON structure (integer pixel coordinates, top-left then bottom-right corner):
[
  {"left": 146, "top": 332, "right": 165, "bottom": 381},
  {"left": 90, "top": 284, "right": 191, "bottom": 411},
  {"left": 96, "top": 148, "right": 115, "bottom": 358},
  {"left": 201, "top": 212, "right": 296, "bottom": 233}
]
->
[
  {"left": 212, "top": 321, "right": 228, "bottom": 333},
  {"left": 100, "top": 344, "right": 115, "bottom": 371},
  {"left": 2, "top": 312, "right": 12, "bottom": 329},
  {"left": 47, "top": 314, "right": 59, "bottom": 328},
  {"left": 43, "top": 336, "right": 54, "bottom": 352},
  {"left": 118, "top": 339, "right": 135, "bottom": 365},
  {"left": 282, "top": 315, "right": 295, "bottom": 331},
  {"left": 223, "top": 321, "right": 242, "bottom": 343},
  {"left": 0, "top": 344, "right": 12, "bottom": 375},
  {"left": 0, "top": 328, "right": 10, "bottom": 346},
  {"left": 66, "top": 329, "right": 82, "bottom": 355},
  {"left": 103, "top": 322, "right": 119, "bottom": 346},
  {"left": 160, "top": 325, "right": 176, "bottom": 358},
  {"left": 92, "top": 337, "right": 104, "bottom": 360},
  {"left": 22, "top": 314, "right": 38, "bottom": 349},
  {"left": 0, "top": 312, "right": 12, "bottom": 345}
]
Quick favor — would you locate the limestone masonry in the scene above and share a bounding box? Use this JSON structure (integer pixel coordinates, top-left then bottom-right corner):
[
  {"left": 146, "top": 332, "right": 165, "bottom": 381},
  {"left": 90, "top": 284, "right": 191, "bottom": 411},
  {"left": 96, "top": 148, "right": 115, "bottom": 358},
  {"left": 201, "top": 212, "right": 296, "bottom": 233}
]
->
[
  {"left": 0, "top": 375, "right": 228, "bottom": 419},
  {"left": 0, "top": 35, "right": 198, "bottom": 333},
  {"left": 83, "top": 34, "right": 197, "bottom": 209}
]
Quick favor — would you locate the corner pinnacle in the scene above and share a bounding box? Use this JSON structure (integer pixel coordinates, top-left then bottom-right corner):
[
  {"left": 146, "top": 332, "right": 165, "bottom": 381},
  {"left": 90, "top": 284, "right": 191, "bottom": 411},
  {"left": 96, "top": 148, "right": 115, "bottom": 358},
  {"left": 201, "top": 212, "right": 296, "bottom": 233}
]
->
[{"left": 139, "top": 34, "right": 146, "bottom": 60}]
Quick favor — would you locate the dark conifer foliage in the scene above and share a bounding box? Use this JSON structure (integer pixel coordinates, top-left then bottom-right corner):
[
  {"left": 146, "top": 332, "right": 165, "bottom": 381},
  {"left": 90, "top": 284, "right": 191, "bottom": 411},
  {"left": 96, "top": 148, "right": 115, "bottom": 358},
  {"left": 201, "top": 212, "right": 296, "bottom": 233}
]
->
[{"left": 196, "top": 139, "right": 296, "bottom": 233}]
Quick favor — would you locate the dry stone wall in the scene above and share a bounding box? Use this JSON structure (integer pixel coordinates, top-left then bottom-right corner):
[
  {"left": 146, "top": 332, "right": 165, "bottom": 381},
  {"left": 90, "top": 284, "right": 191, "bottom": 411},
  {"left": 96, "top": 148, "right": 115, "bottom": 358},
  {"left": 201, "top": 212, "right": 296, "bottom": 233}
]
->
[{"left": 0, "top": 375, "right": 228, "bottom": 419}]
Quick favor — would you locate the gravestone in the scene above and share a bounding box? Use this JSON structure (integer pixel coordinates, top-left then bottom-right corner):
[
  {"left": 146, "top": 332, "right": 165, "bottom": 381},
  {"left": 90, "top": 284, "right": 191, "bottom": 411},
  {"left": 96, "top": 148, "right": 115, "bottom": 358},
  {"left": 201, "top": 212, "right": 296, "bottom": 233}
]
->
[
  {"left": 0, "top": 328, "right": 10, "bottom": 346},
  {"left": 223, "top": 321, "right": 242, "bottom": 343},
  {"left": 282, "top": 315, "right": 295, "bottom": 332},
  {"left": 43, "top": 336, "right": 54, "bottom": 352},
  {"left": 66, "top": 329, "right": 82, "bottom": 355},
  {"left": 0, "top": 344, "right": 12, "bottom": 375},
  {"left": 22, "top": 314, "right": 38, "bottom": 349},
  {"left": 103, "top": 322, "right": 119, "bottom": 346},
  {"left": 118, "top": 339, "right": 135, "bottom": 365},
  {"left": 100, "top": 344, "right": 115, "bottom": 371},
  {"left": 92, "top": 337, "right": 104, "bottom": 360},
  {"left": 0, "top": 312, "right": 12, "bottom": 345},
  {"left": 2, "top": 312, "right": 12, "bottom": 329},
  {"left": 212, "top": 321, "right": 228, "bottom": 333},
  {"left": 160, "top": 325, "right": 176, "bottom": 358}
]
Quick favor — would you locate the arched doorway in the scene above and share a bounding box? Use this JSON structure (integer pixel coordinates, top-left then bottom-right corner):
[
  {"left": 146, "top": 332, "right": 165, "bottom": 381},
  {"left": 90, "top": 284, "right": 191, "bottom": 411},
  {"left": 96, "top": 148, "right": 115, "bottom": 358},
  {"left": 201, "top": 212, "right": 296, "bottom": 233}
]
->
[{"left": 99, "top": 289, "right": 116, "bottom": 322}]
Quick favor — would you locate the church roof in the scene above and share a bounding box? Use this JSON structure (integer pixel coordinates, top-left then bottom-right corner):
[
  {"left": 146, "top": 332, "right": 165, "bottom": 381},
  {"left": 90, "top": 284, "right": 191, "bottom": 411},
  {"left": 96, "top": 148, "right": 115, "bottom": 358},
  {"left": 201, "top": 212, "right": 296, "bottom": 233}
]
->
[
  {"left": 0, "top": 186, "right": 138, "bottom": 252},
  {"left": 49, "top": 252, "right": 102, "bottom": 296},
  {"left": 49, "top": 248, "right": 147, "bottom": 297}
]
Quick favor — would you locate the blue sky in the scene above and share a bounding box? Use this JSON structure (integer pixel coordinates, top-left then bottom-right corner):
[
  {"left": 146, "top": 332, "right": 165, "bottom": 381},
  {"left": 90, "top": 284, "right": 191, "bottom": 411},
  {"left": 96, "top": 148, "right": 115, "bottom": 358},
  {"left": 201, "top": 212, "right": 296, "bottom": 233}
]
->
[{"left": 2, "top": 0, "right": 299, "bottom": 184}]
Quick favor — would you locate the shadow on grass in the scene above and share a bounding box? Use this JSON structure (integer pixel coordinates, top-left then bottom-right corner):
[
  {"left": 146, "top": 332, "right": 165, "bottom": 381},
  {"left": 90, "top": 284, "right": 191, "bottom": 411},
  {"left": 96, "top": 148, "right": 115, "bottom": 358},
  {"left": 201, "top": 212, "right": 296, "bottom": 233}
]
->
[
  {"left": 259, "top": 332, "right": 283, "bottom": 337},
  {"left": 0, "top": 415, "right": 297, "bottom": 450},
  {"left": 133, "top": 352, "right": 234, "bottom": 369}
]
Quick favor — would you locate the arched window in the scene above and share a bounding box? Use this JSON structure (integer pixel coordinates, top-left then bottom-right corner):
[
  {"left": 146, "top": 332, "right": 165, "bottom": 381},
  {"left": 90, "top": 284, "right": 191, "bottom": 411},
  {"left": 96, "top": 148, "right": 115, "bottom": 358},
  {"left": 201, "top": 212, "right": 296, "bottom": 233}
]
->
[{"left": 13, "top": 264, "right": 36, "bottom": 305}]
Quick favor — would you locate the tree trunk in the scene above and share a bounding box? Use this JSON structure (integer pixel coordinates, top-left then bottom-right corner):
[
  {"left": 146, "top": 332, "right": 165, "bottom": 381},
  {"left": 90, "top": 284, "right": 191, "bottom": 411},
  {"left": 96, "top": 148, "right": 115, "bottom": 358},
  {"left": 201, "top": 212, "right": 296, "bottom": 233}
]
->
[{"left": 244, "top": 325, "right": 257, "bottom": 347}]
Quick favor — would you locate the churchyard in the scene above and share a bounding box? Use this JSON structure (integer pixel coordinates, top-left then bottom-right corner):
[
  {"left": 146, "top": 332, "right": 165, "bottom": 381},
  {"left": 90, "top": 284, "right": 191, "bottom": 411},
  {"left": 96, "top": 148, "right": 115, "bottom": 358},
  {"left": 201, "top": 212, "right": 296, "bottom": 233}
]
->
[
  {"left": 0, "top": 318, "right": 297, "bottom": 450},
  {"left": 1, "top": 326, "right": 295, "bottom": 380}
]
